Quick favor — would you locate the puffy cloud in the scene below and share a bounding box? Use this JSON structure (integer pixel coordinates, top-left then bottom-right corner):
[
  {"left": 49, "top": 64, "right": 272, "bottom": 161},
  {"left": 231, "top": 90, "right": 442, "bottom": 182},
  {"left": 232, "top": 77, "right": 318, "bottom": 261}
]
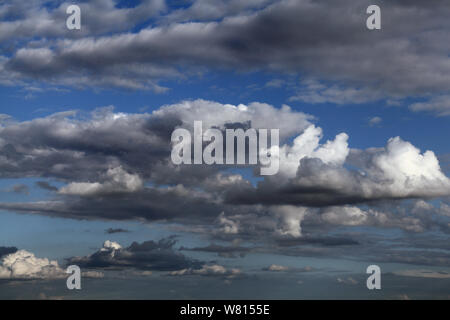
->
[
  {"left": 321, "top": 206, "right": 369, "bottom": 226},
  {"left": 0, "top": 100, "right": 310, "bottom": 182},
  {"left": 0, "top": 250, "right": 64, "bottom": 279},
  {"left": 154, "top": 99, "right": 311, "bottom": 141},
  {"left": 271, "top": 205, "right": 308, "bottom": 237},
  {"left": 218, "top": 212, "right": 239, "bottom": 234},
  {"left": 101, "top": 240, "right": 122, "bottom": 252},
  {"left": 210, "top": 208, "right": 311, "bottom": 240},
  {"left": 371, "top": 137, "right": 450, "bottom": 195},
  {"left": 227, "top": 134, "right": 450, "bottom": 207},
  {"left": 59, "top": 166, "right": 143, "bottom": 196},
  {"left": 319, "top": 205, "right": 429, "bottom": 233},
  {"left": 276, "top": 125, "right": 349, "bottom": 179}
]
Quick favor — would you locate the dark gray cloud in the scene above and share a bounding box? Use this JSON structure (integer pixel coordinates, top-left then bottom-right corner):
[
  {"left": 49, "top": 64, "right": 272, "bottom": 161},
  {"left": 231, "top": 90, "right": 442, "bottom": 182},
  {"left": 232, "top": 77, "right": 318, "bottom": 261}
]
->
[
  {"left": 67, "top": 238, "right": 203, "bottom": 271},
  {"left": 105, "top": 228, "right": 129, "bottom": 234},
  {"left": 0, "top": 101, "right": 309, "bottom": 182},
  {"left": 180, "top": 244, "right": 251, "bottom": 258},
  {"left": 2, "top": 0, "right": 450, "bottom": 106},
  {"left": 0, "top": 247, "right": 17, "bottom": 258},
  {"left": 35, "top": 181, "right": 58, "bottom": 191},
  {"left": 275, "top": 236, "right": 359, "bottom": 247},
  {"left": 0, "top": 186, "right": 223, "bottom": 222},
  {"left": 0, "top": 101, "right": 449, "bottom": 241}
]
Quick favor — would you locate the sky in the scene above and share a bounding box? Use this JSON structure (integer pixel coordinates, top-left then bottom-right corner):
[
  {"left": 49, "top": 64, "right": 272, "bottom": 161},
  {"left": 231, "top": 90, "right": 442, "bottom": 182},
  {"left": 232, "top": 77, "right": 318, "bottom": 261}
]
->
[{"left": 0, "top": 0, "right": 450, "bottom": 300}]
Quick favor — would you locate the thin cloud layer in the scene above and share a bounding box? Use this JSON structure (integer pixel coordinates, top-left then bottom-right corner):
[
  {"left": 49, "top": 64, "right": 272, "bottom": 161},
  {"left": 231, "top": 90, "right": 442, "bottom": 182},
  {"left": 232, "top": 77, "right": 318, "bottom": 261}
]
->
[{"left": 169, "top": 264, "right": 242, "bottom": 278}]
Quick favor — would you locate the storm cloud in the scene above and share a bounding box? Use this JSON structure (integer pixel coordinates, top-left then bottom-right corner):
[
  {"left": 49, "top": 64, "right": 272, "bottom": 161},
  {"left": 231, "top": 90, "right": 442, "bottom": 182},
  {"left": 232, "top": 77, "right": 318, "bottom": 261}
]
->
[{"left": 67, "top": 238, "right": 203, "bottom": 272}]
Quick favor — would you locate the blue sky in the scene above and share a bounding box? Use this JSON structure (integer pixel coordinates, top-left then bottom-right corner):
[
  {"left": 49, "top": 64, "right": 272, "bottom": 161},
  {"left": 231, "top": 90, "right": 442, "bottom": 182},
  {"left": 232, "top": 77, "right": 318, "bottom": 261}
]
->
[{"left": 1, "top": 0, "right": 450, "bottom": 300}]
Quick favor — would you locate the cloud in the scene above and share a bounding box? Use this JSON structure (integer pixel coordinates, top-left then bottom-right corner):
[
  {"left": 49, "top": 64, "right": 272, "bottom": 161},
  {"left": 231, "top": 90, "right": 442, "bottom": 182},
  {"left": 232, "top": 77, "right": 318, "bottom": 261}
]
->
[
  {"left": 1, "top": 0, "right": 450, "bottom": 104},
  {"left": 0, "top": 100, "right": 310, "bottom": 182},
  {"left": 105, "top": 228, "right": 129, "bottom": 234},
  {"left": 58, "top": 166, "right": 143, "bottom": 196},
  {"left": 217, "top": 212, "right": 239, "bottom": 234},
  {"left": 265, "top": 264, "right": 289, "bottom": 272},
  {"left": 337, "top": 277, "right": 358, "bottom": 285},
  {"left": 35, "top": 181, "right": 58, "bottom": 191},
  {"left": 409, "top": 96, "right": 450, "bottom": 116},
  {"left": 393, "top": 269, "right": 450, "bottom": 279},
  {"left": 275, "top": 236, "right": 359, "bottom": 247},
  {"left": 67, "top": 238, "right": 202, "bottom": 272},
  {"left": 165, "top": 0, "right": 274, "bottom": 23},
  {"left": 0, "top": 247, "right": 18, "bottom": 258},
  {"left": 81, "top": 271, "right": 104, "bottom": 279},
  {"left": 0, "top": 100, "right": 449, "bottom": 241},
  {"left": 265, "top": 79, "right": 286, "bottom": 88},
  {"left": 227, "top": 133, "right": 450, "bottom": 207},
  {"left": 0, "top": 0, "right": 166, "bottom": 42},
  {"left": 290, "top": 80, "right": 384, "bottom": 105},
  {"left": 274, "top": 206, "right": 309, "bottom": 237},
  {"left": 368, "top": 116, "right": 382, "bottom": 127},
  {"left": 0, "top": 250, "right": 65, "bottom": 280},
  {"left": 169, "top": 264, "right": 242, "bottom": 278},
  {"left": 263, "top": 264, "right": 312, "bottom": 272},
  {"left": 318, "top": 204, "right": 442, "bottom": 233},
  {"left": 374, "top": 249, "right": 450, "bottom": 267},
  {"left": 180, "top": 244, "right": 251, "bottom": 258}
]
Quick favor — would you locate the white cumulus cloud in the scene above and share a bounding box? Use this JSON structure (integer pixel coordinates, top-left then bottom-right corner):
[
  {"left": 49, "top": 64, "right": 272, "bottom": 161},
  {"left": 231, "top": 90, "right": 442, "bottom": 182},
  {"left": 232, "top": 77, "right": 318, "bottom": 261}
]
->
[{"left": 0, "top": 250, "right": 65, "bottom": 280}]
